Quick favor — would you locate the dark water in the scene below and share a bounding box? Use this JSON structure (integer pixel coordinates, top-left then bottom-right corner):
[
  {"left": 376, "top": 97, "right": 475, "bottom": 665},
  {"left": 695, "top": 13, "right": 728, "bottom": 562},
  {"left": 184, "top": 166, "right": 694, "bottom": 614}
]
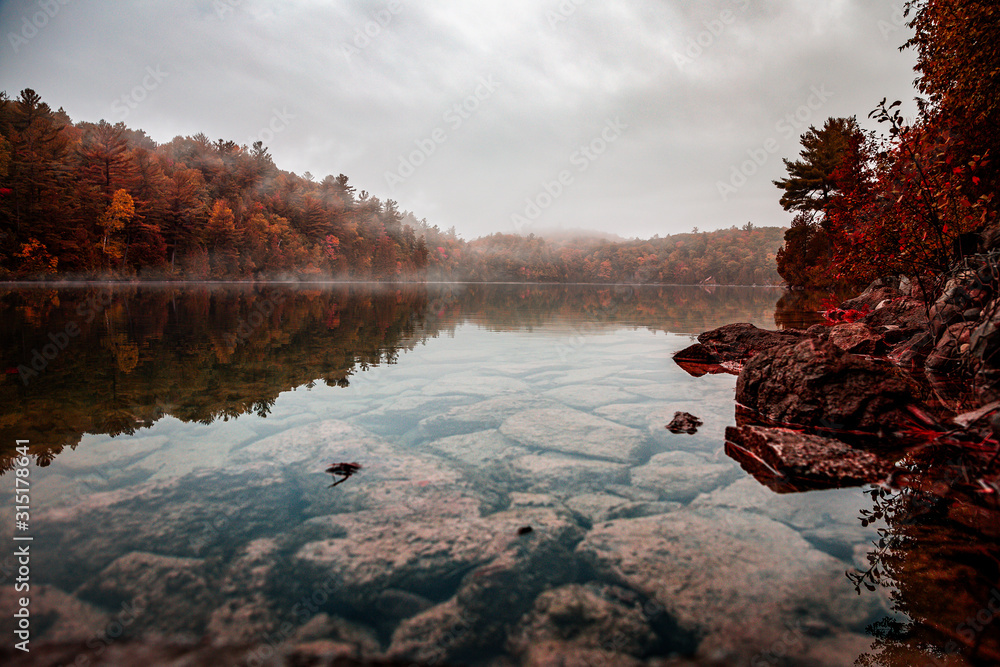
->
[{"left": 0, "top": 283, "right": 996, "bottom": 666}]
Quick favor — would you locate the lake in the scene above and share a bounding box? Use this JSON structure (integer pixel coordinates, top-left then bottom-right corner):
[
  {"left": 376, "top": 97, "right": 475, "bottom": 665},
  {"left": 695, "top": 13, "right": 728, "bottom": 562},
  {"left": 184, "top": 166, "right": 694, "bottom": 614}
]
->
[{"left": 0, "top": 283, "right": 995, "bottom": 666}]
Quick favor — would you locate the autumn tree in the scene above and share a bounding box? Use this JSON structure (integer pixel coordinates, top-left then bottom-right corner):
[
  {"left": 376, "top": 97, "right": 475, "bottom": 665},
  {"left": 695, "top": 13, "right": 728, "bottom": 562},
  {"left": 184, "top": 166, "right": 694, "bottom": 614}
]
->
[
  {"left": 773, "top": 117, "right": 865, "bottom": 288},
  {"left": 204, "top": 199, "right": 241, "bottom": 276},
  {"left": 98, "top": 189, "right": 135, "bottom": 268},
  {"left": 904, "top": 0, "right": 1000, "bottom": 192}
]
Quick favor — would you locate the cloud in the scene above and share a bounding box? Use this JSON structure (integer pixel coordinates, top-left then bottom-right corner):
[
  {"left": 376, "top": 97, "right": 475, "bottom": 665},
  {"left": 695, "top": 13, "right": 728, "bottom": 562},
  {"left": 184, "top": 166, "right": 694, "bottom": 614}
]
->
[{"left": 0, "top": 0, "right": 919, "bottom": 239}]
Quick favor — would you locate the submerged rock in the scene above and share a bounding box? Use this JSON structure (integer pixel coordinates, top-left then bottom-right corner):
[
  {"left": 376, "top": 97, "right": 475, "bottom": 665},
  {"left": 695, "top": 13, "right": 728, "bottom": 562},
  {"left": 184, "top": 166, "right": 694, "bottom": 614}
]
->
[
  {"left": 76, "top": 551, "right": 215, "bottom": 636},
  {"left": 499, "top": 407, "right": 646, "bottom": 463},
  {"left": 387, "top": 507, "right": 584, "bottom": 663},
  {"left": 725, "top": 425, "right": 896, "bottom": 491},
  {"left": 736, "top": 338, "right": 919, "bottom": 435},
  {"left": 510, "top": 452, "right": 630, "bottom": 494},
  {"left": 506, "top": 583, "right": 670, "bottom": 663},
  {"left": 666, "top": 411, "right": 703, "bottom": 434},
  {"left": 577, "top": 508, "right": 881, "bottom": 663},
  {"left": 630, "top": 451, "right": 737, "bottom": 502}
]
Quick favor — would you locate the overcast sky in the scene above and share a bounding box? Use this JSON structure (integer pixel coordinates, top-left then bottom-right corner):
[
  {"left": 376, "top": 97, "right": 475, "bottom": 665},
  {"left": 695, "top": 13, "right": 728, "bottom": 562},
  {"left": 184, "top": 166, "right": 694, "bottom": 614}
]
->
[{"left": 0, "top": 0, "right": 919, "bottom": 240}]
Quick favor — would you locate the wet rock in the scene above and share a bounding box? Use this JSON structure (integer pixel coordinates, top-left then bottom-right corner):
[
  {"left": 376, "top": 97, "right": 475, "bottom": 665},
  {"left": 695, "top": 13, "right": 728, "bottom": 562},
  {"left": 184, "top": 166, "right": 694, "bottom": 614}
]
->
[
  {"left": 421, "top": 429, "right": 528, "bottom": 466},
  {"left": 889, "top": 331, "right": 934, "bottom": 368},
  {"left": 929, "top": 301, "right": 965, "bottom": 338},
  {"left": 725, "top": 425, "right": 895, "bottom": 491},
  {"left": 542, "top": 384, "right": 639, "bottom": 410},
  {"left": 925, "top": 322, "right": 972, "bottom": 372},
  {"left": 673, "top": 323, "right": 805, "bottom": 367},
  {"left": 736, "top": 338, "right": 919, "bottom": 434},
  {"left": 206, "top": 538, "right": 282, "bottom": 644},
  {"left": 630, "top": 451, "right": 737, "bottom": 502},
  {"left": 510, "top": 452, "right": 630, "bottom": 494},
  {"left": 666, "top": 411, "right": 703, "bottom": 434},
  {"left": 506, "top": 583, "right": 666, "bottom": 663},
  {"left": 291, "top": 491, "right": 491, "bottom": 609},
  {"left": 387, "top": 507, "right": 583, "bottom": 663},
  {"left": 840, "top": 284, "right": 901, "bottom": 312},
  {"left": 76, "top": 551, "right": 214, "bottom": 636},
  {"left": 290, "top": 613, "right": 381, "bottom": 655},
  {"left": 417, "top": 395, "right": 558, "bottom": 438},
  {"left": 33, "top": 466, "right": 304, "bottom": 592},
  {"left": 374, "top": 588, "right": 436, "bottom": 620},
  {"left": 827, "top": 322, "right": 884, "bottom": 355},
  {"left": 564, "top": 493, "right": 634, "bottom": 523},
  {"left": 563, "top": 492, "right": 681, "bottom": 523},
  {"left": 577, "top": 509, "right": 882, "bottom": 663},
  {"left": 514, "top": 642, "right": 647, "bottom": 667},
  {"left": 499, "top": 407, "right": 646, "bottom": 463}
]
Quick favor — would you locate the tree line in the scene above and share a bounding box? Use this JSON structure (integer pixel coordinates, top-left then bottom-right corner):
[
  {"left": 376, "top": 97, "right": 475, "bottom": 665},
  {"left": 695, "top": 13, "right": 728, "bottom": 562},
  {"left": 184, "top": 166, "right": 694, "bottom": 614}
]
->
[
  {"left": 0, "top": 90, "right": 782, "bottom": 284},
  {"left": 773, "top": 0, "right": 998, "bottom": 289}
]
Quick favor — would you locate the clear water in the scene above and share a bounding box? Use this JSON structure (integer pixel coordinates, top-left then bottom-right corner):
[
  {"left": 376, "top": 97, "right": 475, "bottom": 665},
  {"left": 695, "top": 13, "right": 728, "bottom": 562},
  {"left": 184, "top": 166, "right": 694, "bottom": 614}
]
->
[{"left": 0, "top": 284, "right": 994, "bottom": 666}]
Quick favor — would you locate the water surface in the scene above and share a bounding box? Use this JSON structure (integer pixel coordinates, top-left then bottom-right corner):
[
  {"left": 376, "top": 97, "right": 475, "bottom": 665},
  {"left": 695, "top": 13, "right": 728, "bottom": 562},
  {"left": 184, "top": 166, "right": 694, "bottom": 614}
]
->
[{"left": 0, "top": 283, "right": 994, "bottom": 666}]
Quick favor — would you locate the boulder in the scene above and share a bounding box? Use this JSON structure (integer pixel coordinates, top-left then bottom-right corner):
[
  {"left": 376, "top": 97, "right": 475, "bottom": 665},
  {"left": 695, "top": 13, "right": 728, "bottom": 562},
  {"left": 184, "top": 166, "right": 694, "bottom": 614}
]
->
[
  {"left": 826, "top": 322, "right": 884, "bottom": 355},
  {"left": 735, "top": 338, "right": 919, "bottom": 434},
  {"left": 577, "top": 509, "right": 882, "bottom": 663},
  {"left": 888, "top": 331, "right": 934, "bottom": 368},
  {"left": 510, "top": 452, "right": 630, "bottom": 494},
  {"left": 665, "top": 411, "right": 703, "bottom": 434},
  {"left": 506, "top": 583, "right": 674, "bottom": 663},
  {"left": 387, "top": 507, "right": 583, "bottom": 663},
  {"left": 672, "top": 323, "right": 805, "bottom": 367},
  {"left": 925, "top": 322, "right": 972, "bottom": 373},
  {"left": 725, "top": 425, "right": 895, "bottom": 491},
  {"left": 840, "top": 283, "right": 902, "bottom": 312},
  {"left": 76, "top": 551, "right": 215, "bottom": 636},
  {"left": 499, "top": 407, "right": 646, "bottom": 463},
  {"left": 630, "top": 451, "right": 738, "bottom": 502}
]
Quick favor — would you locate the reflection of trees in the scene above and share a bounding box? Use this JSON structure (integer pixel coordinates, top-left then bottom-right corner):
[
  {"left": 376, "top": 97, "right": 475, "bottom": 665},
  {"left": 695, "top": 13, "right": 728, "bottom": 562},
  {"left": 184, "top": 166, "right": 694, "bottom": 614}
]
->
[
  {"left": 1, "top": 285, "right": 436, "bottom": 470},
  {"left": 1, "top": 283, "right": 784, "bottom": 470},
  {"left": 851, "top": 446, "right": 1000, "bottom": 666},
  {"left": 773, "top": 288, "right": 857, "bottom": 330}
]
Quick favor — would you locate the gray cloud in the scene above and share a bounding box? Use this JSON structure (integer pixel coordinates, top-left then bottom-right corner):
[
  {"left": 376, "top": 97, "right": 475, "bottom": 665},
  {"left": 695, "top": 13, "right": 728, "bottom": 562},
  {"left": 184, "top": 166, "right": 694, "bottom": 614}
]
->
[{"left": 0, "top": 0, "right": 919, "bottom": 239}]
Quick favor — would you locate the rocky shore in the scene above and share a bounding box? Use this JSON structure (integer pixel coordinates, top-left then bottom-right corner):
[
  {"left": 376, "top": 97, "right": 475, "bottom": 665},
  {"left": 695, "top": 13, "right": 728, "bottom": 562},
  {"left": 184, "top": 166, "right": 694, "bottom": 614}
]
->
[{"left": 674, "top": 244, "right": 1000, "bottom": 499}]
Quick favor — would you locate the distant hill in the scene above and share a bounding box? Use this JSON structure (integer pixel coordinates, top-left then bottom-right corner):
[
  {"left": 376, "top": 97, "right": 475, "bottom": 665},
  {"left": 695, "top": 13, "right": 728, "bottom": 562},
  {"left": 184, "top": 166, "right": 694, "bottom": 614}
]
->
[{"left": 459, "top": 225, "right": 785, "bottom": 284}]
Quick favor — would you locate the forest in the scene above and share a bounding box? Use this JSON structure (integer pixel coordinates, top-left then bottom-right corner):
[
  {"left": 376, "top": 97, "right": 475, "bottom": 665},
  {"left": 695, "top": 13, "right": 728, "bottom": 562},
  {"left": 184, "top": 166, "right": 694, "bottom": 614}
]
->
[
  {"left": 0, "top": 90, "right": 782, "bottom": 285},
  {"left": 773, "top": 1, "right": 998, "bottom": 290}
]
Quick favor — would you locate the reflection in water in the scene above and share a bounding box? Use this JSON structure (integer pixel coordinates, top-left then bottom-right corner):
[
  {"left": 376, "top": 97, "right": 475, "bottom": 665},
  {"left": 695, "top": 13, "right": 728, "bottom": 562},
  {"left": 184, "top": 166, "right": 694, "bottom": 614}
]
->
[
  {"left": 0, "top": 283, "right": 995, "bottom": 666},
  {"left": 850, "top": 447, "right": 1000, "bottom": 666},
  {"left": 1, "top": 283, "right": 780, "bottom": 469}
]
